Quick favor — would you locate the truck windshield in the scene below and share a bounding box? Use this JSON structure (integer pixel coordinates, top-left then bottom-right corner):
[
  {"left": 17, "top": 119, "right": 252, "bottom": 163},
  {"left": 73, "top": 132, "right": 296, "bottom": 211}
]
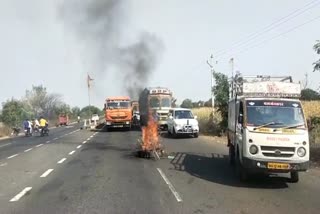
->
[
  {"left": 150, "top": 97, "right": 160, "bottom": 108},
  {"left": 161, "top": 97, "right": 171, "bottom": 108},
  {"left": 174, "top": 110, "right": 194, "bottom": 119},
  {"left": 107, "top": 101, "right": 130, "bottom": 109},
  {"left": 246, "top": 100, "right": 305, "bottom": 128}
]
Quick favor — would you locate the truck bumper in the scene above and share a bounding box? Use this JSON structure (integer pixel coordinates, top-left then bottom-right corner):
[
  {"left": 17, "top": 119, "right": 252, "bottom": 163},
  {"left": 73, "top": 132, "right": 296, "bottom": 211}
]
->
[
  {"left": 242, "top": 157, "right": 309, "bottom": 173},
  {"left": 105, "top": 121, "right": 131, "bottom": 128}
]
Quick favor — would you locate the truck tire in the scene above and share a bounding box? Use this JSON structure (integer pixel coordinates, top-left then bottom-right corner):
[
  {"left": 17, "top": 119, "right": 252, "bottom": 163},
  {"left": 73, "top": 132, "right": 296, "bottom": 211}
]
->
[
  {"left": 289, "top": 171, "right": 299, "bottom": 183},
  {"left": 193, "top": 133, "right": 199, "bottom": 138},
  {"left": 229, "top": 145, "right": 235, "bottom": 166},
  {"left": 235, "top": 150, "right": 248, "bottom": 182},
  {"left": 172, "top": 128, "right": 177, "bottom": 138}
]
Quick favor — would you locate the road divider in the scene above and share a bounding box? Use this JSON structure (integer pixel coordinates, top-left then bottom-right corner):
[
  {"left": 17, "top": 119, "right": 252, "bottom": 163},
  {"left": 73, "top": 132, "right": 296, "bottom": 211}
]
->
[
  {"left": 157, "top": 168, "right": 183, "bottom": 203},
  {"left": 7, "top": 154, "right": 19, "bottom": 159},
  {"left": 40, "top": 169, "right": 54, "bottom": 178},
  {"left": 57, "top": 158, "right": 66, "bottom": 164},
  {"left": 9, "top": 187, "right": 32, "bottom": 202},
  {"left": 0, "top": 143, "right": 11, "bottom": 148}
]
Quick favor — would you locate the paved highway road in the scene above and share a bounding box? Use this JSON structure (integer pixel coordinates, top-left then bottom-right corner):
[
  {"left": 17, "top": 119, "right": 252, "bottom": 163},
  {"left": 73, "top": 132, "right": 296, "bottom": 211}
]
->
[{"left": 0, "top": 125, "right": 320, "bottom": 214}]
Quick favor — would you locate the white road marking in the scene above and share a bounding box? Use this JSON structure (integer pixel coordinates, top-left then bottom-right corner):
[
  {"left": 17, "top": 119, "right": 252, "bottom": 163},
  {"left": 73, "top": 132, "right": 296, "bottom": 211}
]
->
[
  {"left": 86, "top": 138, "right": 91, "bottom": 141},
  {"left": 82, "top": 141, "right": 87, "bottom": 144},
  {"left": 46, "top": 141, "right": 50, "bottom": 143},
  {"left": 0, "top": 162, "right": 8, "bottom": 167},
  {"left": 40, "top": 169, "right": 54, "bottom": 178},
  {"left": 77, "top": 145, "right": 82, "bottom": 149},
  {"left": 24, "top": 148, "right": 33, "bottom": 152},
  {"left": 69, "top": 150, "right": 75, "bottom": 155},
  {"left": 157, "top": 168, "right": 183, "bottom": 203},
  {"left": 36, "top": 144, "right": 43, "bottom": 147},
  {"left": 0, "top": 143, "right": 11, "bottom": 148},
  {"left": 10, "top": 187, "right": 32, "bottom": 202},
  {"left": 53, "top": 137, "right": 59, "bottom": 140},
  {"left": 7, "top": 154, "right": 19, "bottom": 159},
  {"left": 57, "top": 158, "right": 67, "bottom": 164}
]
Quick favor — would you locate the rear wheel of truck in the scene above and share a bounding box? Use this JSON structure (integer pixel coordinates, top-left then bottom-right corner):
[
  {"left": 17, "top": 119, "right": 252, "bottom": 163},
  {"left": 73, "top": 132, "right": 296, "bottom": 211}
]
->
[
  {"left": 235, "top": 151, "right": 248, "bottom": 182},
  {"left": 172, "top": 128, "right": 177, "bottom": 138},
  {"left": 229, "top": 145, "right": 235, "bottom": 166},
  {"left": 289, "top": 171, "right": 299, "bottom": 183}
]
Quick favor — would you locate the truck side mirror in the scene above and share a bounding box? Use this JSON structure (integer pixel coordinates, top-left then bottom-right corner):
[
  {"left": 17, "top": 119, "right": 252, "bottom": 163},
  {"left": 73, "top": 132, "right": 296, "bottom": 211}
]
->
[{"left": 238, "top": 114, "right": 243, "bottom": 124}]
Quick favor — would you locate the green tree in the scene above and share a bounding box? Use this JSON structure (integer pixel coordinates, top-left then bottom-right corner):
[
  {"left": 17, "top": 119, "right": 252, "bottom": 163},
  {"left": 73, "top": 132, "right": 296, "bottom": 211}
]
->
[
  {"left": 24, "top": 85, "right": 63, "bottom": 119},
  {"left": 301, "top": 88, "right": 320, "bottom": 100},
  {"left": 1, "top": 99, "right": 28, "bottom": 127},
  {"left": 80, "top": 106, "right": 102, "bottom": 118},
  {"left": 314, "top": 40, "right": 320, "bottom": 72},
  {"left": 213, "top": 72, "right": 229, "bottom": 130},
  {"left": 71, "top": 106, "right": 81, "bottom": 118},
  {"left": 180, "top": 99, "right": 193, "bottom": 108}
]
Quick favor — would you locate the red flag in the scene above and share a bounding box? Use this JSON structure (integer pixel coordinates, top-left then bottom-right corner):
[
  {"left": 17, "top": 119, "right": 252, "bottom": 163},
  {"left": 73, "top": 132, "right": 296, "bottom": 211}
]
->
[{"left": 87, "top": 74, "right": 94, "bottom": 88}]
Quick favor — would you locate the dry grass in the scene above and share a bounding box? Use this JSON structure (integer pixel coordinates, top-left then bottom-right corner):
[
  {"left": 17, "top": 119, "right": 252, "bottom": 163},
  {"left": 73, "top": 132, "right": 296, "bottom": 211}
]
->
[
  {"left": 192, "top": 107, "right": 222, "bottom": 134},
  {"left": 192, "top": 101, "right": 320, "bottom": 137},
  {"left": 0, "top": 126, "right": 11, "bottom": 138},
  {"left": 301, "top": 101, "right": 320, "bottom": 119}
]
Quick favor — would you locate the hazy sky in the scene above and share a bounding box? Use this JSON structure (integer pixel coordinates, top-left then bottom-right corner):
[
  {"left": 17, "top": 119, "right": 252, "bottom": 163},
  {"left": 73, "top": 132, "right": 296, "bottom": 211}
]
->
[{"left": 1, "top": 0, "right": 320, "bottom": 108}]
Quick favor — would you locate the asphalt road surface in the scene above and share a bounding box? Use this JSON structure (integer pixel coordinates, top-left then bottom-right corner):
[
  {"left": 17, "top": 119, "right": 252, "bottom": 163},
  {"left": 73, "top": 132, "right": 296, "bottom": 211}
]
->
[{"left": 1, "top": 125, "right": 320, "bottom": 214}]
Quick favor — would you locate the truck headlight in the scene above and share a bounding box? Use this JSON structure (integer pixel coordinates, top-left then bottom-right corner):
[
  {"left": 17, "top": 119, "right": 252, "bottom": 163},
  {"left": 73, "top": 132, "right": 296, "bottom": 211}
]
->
[
  {"left": 297, "top": 147, "right": 306, "bottom": 157},
  {"left": 249, "top": 145, "right": 259, "bottom": 155}
]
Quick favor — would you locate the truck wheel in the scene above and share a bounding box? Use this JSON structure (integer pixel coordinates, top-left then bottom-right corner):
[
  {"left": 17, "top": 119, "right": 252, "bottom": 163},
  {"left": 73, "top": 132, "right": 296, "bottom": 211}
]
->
[
  {"left": 172, "top": 128, "right": 177, "bottom": 138},
  {"left": 193, "top": 133, "right": 199, "bottom": 138},
  {"left": 235, "top": 152, "right": 248, "bottom": 182},
  {"left": 229, "top": 145, "right": 235, "bottom": 166},
  {"left": 289, "top": 171, "right": 299, "bottom": 183}
]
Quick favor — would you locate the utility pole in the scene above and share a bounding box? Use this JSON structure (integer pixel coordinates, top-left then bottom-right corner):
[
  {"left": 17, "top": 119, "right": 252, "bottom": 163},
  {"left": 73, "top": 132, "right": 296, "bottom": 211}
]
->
[
  {"left": 206, "top": 55, "right": 216, "bottom": 114},
  {"left": 230, "top": 58, "right": 234, "bottom": 98}
]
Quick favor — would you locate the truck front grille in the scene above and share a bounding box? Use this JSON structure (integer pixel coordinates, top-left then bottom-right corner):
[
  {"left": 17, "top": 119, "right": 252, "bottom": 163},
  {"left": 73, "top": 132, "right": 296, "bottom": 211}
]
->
[{"left": 260, "top": 146, "right": 295, "bottom": 158}]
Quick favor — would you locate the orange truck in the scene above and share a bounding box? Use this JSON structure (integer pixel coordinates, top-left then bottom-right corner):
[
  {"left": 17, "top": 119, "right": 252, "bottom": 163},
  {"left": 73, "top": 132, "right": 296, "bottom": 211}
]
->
[
  {"left": 58, "top": 114, "right": 69, "bottom": 126},
  {"left": 104, "top": 96, "right": 133, "bottom": 130}
]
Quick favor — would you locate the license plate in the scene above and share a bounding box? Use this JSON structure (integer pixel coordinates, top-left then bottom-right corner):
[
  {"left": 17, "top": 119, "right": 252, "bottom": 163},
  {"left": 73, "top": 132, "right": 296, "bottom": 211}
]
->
[{"left": 267, "top": 162, "right": 290, "bottom": 170}]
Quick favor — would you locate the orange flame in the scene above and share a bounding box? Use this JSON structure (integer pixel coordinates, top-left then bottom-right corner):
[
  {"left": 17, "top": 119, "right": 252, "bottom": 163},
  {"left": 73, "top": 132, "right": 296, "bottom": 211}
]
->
[{"left": 141, "top": 111, "right": 159, "bottom": 151}]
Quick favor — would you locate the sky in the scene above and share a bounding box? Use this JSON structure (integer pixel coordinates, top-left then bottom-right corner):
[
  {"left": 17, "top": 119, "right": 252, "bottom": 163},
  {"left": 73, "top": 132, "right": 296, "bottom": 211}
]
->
[{"left": 0, "top": 0, "right": 320, "bottom": 108}]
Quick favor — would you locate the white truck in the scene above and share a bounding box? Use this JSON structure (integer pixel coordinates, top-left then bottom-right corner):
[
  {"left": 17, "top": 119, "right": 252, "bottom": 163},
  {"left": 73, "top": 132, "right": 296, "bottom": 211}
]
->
[{"left": 227, "top": 75, "right": 309, "bottom": 183}]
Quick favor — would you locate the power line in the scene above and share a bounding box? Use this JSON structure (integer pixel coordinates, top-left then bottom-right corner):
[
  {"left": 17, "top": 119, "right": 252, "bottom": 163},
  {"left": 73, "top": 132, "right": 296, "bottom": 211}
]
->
[
  {"left": 213, "top": 0, "right": 320, "bottom": 58},
  {"left": 220, "top": 15, "right": 320, "bottom": 61}
]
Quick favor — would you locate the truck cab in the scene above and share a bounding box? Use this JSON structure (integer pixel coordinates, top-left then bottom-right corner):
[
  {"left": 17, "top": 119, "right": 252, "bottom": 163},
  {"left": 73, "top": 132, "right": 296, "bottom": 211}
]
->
[
  {"left": 139, "top": 87, "right": 173, "bottom": 130},
  {"left": 228, "top": 75, "right": 309, "bottom": 183},
  {"left": 104, "top": 96, "right": 132, "bottom": 130}
]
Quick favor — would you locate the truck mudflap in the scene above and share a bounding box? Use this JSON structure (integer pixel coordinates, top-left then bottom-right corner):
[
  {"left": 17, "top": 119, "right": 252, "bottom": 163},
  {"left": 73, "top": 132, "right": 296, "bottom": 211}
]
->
[{"left": 242, "top": 157, "right": 309, "bottom": 173}]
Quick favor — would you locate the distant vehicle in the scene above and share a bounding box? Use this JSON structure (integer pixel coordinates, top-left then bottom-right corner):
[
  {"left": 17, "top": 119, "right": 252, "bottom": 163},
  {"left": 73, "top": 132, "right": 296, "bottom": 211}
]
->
[
  {"left": 228, "top": 74, "right": 309, "bottom": 183},
  {"left": 167, "top": 108, "right": 199, "bottom": 138},
  {"left": 104, "top": 96, "right": 132, "bottom": 130},
  {"left": 58, "top": 114, "right": 69, "bottom": 126},
  {"left": 139, "top": 87, "right": 174, "bottom": 131},
  {"left": 131, "top": 101, "right": 140, "bottom": 127},
  {"left": 91, "top": 114, "right": 100, "bottom": 121}
]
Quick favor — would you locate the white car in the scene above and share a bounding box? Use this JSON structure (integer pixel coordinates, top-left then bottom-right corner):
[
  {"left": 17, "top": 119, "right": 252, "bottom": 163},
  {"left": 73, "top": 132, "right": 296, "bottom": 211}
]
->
[
  {"left": 167, "top": 108, "right": 199, "bottom": 138},
  {"left": 91, "top": 114, "right": 99, "bottom": 121}
]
